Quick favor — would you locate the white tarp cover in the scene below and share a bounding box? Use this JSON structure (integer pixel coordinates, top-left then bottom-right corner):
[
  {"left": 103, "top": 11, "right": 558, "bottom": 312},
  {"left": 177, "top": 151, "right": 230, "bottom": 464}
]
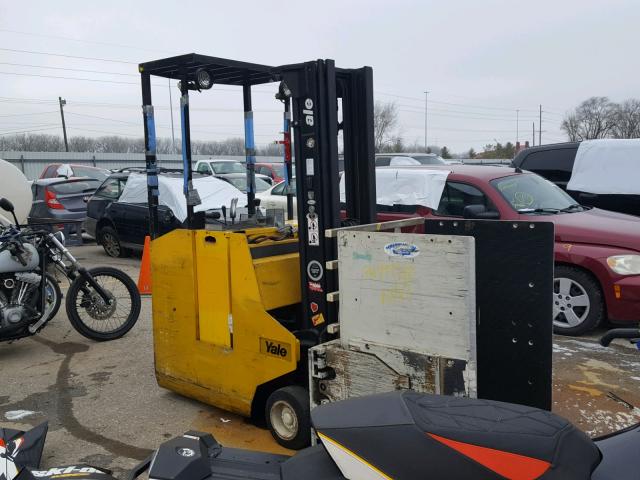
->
[
  {"left": 118, "top": 173, "right": 244, "bottom": 222},
  {"left": 0, "top": 159, "right": 32, "bottom": 225},
  {"left": 389, "top": 156, "right": 421, "bottom": 166},
  {"left": 567, "top": 139, "right": 640, "bottom": 195},
  {"left": 340, "top": 168, "right": 449, "bottom": 209},
  {"left": 56, "top": 164, "right": 74, "bottom": 178}
]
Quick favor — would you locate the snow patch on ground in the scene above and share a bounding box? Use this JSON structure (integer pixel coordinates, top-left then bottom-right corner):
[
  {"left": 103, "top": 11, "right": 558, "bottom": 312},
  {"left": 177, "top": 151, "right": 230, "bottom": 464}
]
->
[
  {"left": 5, "top": 410, "right": 36, "bottom": 420},
  {"left": 553, "top": 343, "right": 578, "bottom": 354},
  {"left": 581, "top": 409, "right": 640, "bottom": 436}
]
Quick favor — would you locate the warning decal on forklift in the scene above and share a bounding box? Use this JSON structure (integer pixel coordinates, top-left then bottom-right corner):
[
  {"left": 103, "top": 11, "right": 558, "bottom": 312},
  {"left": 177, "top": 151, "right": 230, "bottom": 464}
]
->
[
  {"left": 260, "top": 337, "right": 292, "bottom": 361},
  {"left": 307, "top": 260, "right": 323, "bottom": 281},
  {"left": 307, "top": 213, "right": 319, "bottom": 246},
  {"left": 312, "top": 313, "right": 325, "bottom": 326}
]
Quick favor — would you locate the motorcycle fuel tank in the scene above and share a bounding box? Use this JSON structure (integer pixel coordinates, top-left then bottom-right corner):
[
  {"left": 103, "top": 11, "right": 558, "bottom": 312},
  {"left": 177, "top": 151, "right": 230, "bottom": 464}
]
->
[{"left": 0, "top": 243, "right": 39, "bottom": 273}]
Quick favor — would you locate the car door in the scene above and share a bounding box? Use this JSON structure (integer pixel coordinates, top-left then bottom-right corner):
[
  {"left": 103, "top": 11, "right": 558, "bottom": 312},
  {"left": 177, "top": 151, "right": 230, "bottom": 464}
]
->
[
  {"left": 88, "top": 178, "right": 121, "bottom": 224},
  {"left": 262, "top": 181, "right": 297, "bottom": 219}
]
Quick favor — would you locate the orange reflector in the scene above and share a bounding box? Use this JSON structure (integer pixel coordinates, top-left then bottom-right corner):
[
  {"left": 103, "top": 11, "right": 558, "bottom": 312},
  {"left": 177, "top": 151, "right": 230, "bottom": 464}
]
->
[{"left": 614, "top": 285, "right": 622, "bottom": 299}]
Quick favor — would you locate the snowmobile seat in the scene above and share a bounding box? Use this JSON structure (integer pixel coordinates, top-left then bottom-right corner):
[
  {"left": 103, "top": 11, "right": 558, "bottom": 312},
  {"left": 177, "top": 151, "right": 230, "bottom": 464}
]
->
[{"left": 312, "top": 391, "right": 601, "bottom": 480}]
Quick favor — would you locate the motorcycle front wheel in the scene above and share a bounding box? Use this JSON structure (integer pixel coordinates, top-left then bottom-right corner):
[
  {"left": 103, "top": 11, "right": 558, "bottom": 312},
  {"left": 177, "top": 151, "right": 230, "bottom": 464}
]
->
[{"left": 65, "top": 266, "right": 141, "bottom": 341}]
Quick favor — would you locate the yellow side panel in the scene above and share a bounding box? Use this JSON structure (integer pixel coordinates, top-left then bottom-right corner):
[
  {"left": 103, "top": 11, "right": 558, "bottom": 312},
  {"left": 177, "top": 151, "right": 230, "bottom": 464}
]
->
[
  {"left": 253, "top": 253, "right": 301, "bottom": 311},
  {"left": 151, "top": 229, "right": 300, "bottom": 418},
  {"left": 195, "top": 233, "right": 231, "bottom": 348}
]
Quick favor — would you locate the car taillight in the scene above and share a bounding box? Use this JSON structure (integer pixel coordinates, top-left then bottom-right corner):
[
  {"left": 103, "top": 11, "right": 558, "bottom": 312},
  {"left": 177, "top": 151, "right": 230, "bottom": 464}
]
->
[{"left": 45, "top": 188, "right": 64, "bottom": 209}]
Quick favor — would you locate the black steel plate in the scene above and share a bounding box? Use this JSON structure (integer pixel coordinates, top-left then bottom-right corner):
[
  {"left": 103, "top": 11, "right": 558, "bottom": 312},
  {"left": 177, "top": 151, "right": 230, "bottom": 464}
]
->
[{"left": 424, "top": 220, "right": 554, "bottom": 410}]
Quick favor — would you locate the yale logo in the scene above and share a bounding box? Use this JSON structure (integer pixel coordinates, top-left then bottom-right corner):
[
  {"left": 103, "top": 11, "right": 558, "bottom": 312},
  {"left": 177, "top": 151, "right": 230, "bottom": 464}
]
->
[{"left": 260, "top": 337, "right": 291, "bottom": 361}]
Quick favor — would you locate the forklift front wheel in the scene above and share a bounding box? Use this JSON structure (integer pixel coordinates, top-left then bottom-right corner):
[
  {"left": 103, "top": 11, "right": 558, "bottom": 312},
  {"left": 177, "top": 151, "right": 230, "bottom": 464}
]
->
[{"left": 265, "top": 386, "right": 311, "bottom": 450}]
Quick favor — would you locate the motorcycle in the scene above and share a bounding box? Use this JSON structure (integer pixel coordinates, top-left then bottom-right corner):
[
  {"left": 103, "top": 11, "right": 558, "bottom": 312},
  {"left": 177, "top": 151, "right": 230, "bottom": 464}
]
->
[{"left": 0, "top": 197, "right": 141, "bottom": 342}]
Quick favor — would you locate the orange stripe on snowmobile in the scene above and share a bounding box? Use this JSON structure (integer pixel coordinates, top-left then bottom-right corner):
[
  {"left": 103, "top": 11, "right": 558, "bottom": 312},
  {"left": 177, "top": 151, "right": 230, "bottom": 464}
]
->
[{"left": 428, "top": 433, "right": 551, "bottom": 480}]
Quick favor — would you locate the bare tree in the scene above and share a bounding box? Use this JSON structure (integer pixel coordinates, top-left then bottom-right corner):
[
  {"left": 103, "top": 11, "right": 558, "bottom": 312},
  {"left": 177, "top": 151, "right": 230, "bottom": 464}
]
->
[
  {"left": 612, "top": 99, "right": 640, "bottom": 139},
  {"left": 561, "top": 97, "right": 616, "bottom": 141},
  {"left": 373, "top": 101, "right": 398, "bottom": 152}
]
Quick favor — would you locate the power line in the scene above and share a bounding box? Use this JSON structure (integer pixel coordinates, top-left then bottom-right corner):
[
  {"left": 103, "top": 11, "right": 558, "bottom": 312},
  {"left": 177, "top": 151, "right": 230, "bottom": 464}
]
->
[
  {"left": 0, "top": 62, "right": 136, "bottom": 77},
  {"left": 0, "top": 125, "right": 60, "bottom": 136},
  {"left": 0, "top": 110, "right": 58, "bottom": 118},
  {"left": 65, "top": 111, "right": 141, "bottom": 125},
  {"left": 377, "top": 90, "right": 544, "bottom": 113},
  {"left": 66, "top": 127, "right": 141, "bottom": 137},
  {"left": 0, "top": 47, "right": 136, "bottom": 64},
  {"left": 0, "top": 28, "right": 173, "bottom": 55},
  {"left": 0, "top": 70, "right": 140, "bottom": 85},
  {"left": 399, "top": 107, "right": 540, "bottom": 122}
]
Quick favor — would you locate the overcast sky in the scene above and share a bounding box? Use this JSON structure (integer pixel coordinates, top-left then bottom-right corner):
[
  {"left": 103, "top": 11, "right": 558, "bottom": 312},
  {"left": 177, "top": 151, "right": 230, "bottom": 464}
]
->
[{"left": 1, "top": 0, "right": 638, "bottom": 153}]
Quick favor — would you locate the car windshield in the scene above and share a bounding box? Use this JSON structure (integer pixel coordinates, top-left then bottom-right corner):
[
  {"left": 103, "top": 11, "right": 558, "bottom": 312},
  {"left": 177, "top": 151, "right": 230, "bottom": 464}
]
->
[
  {"left": 226, "top": 176, "right": 271, "bottom": 193},
  {"left": 211, "top": 162, "right": 246, "bottom": 174},
  {"left": 411, "top": 155, "right": 447, "bottom": 165},
  {"left": 71, "top": 166, "right": 109, "bottom": 181},
  {"left": 491, "top": 174, "right": 580, "bottom": 213}
]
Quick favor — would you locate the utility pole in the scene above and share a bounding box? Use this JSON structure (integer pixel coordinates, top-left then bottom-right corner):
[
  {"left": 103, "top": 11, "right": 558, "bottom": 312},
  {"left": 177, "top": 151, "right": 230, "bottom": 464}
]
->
[
  {"left": 424, "top": 90, "right": 429, "bottom": 152},
  {"left": 516, "top": 109, "right": 519, "bottom": 144},
  {"left": 532, "top": 122, "right": 535, "bottom": 147},
  {"left": 539, "top": 104, "right": 542, "bottom": 146},
  {"left": 58, "top": 97, "right": 69, "bottom": 152},
  {"left": 168, "top": 78, "right": 176, "bottom": 153}
]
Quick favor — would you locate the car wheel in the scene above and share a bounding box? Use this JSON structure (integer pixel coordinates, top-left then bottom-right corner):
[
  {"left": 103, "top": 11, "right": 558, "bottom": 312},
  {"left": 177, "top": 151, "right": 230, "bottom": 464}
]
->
[
  {"left": 99, "top": 225, "right": 128, "bottom": 258},
  {"left": 553, "top": 265, "right": 604, "bottom": 336}
]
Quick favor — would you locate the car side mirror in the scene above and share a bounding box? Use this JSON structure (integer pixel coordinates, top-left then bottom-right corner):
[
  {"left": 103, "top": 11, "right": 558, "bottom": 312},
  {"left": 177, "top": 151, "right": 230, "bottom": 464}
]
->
[
  {"left": 254, "top": 198, "right": 261, "bottom": 207},
  {"left": 0, "top": 198, "right": 15, "bottom": 213},
  {"left": 463, "top": 204, "right": 500, "bottom": 220}
]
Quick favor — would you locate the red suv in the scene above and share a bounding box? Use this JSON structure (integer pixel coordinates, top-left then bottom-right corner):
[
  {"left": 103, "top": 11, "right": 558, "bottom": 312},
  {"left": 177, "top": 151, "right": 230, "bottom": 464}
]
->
[
  {"left": 256, "top": 163, "right": 285, "bottom": 183},
  {"left": 375, "top": 165, "right": 640, "bottom": 335}
]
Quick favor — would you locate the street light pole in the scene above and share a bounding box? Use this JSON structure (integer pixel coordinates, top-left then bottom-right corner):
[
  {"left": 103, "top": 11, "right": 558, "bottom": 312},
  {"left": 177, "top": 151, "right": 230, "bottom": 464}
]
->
[
  {"left": 516, "top": 109, "right": 519, "bottom": 144},
  {"left": 424, "top": 90, "right": 429, "bottom": 152},
  {"left": 539, "top": 104, "right": 542, "bottom": 146}
]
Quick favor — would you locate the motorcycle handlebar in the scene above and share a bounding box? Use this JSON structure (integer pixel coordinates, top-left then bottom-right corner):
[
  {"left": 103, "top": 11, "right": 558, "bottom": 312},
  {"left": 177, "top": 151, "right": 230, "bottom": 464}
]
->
[{"left": 600, "top": 328, "right": 640, "bottom": 347}]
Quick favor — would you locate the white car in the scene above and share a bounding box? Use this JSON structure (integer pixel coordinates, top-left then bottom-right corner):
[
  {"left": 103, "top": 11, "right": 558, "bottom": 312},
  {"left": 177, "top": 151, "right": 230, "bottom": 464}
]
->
[
  {"left": 256, "top": 180, "right": 297, "bottom": 219},
  {"left": 194, "top": 159, "right": 273, "bottom": 184}
]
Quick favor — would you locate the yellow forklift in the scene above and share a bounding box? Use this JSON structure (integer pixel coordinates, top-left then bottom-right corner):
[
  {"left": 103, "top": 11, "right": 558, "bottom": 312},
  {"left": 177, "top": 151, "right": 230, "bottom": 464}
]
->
[
  {"left": 138, "top": 54, "right": 377, "bottom": 449},
  {"left": 138, "top": 54, "right": 554, "bottom": 451}
]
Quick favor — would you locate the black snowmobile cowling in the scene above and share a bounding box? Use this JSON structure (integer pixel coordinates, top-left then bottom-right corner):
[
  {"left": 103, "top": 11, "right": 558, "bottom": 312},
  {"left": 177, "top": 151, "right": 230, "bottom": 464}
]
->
[
  {"left": 0, "top": 423, "right": 48, "bottom": 480},
  {"left": 4, "top": 391, "right": 640, "bottom": 479}
]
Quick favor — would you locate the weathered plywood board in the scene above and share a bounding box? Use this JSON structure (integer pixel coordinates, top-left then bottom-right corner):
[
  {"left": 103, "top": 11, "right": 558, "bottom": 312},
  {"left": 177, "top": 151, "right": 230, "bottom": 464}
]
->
[
  {"left": 337, "top": 231, "right": 476, "bottom": 363},
  {"left": 310, "top": 340, "right": 476, "bottom": 408}
]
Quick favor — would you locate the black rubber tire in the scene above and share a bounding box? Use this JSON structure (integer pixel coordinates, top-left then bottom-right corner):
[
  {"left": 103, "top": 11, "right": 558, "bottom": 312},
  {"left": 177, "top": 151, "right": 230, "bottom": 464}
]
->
[
  {"left": 98, "top": 225, "right": 128, "bottom": 258},
  {"left": 42, "top": 272, "right": 62, "bottom": 321},
  {"left": 265, "top": 386, "right": 311, "bottom": 450},
  {"left": 65, "top": 266, "right": 141, "bottom": 341},
  {"left": 553, "top": 265, "right": 604, "bottom": 336}
]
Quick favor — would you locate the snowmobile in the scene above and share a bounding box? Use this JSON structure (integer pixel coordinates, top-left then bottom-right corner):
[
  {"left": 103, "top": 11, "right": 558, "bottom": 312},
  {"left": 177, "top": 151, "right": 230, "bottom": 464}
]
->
[{"left": 4, "top": 385, "right": 640, "bottom": 480}]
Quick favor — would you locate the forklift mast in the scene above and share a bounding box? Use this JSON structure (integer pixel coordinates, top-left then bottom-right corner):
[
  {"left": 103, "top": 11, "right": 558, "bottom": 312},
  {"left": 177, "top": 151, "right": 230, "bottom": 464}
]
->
[
  {"left": 282, "top": 60, "right": 376, "bottom": 331},
  {"left": 138, "top": 54, "right": 376, "bottom": 331}
]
